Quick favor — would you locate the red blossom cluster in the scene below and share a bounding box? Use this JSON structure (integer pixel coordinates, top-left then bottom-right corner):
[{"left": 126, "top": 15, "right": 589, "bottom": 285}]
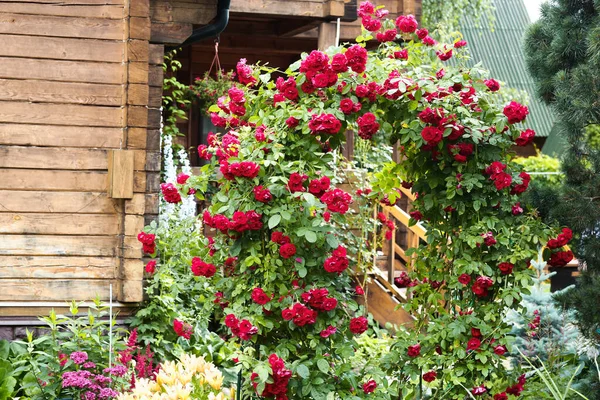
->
[
  {"left": 190, "top": 257, "right": 216, "bottom": 278},
  {"left": 236, "top": 58, "right": 256, "bottom": 86},
  {"left": 225, "top": 314, "right": 258, "bottom": 341},
  {"left": 357, "top": 112, "right": 380, "bottom": 139},
  {"left": 308, "top": 176, "right": 331, "bottom": 197},
  {"left": 320, "top": 325, "right": 337, "bottom": 338},
  {"left": 299, "top": 51, "right": 339, "bottom": 93},
  {"left": 275, "top": 76, "right": 299, "bottom": 102},
  {"left": 271, "top": 231, "right": 297, "bottom": 259},
  {"left": 339, "top": 98, "right": 362, "bottom": 115},
  {"left": 173, "top": 319, "right": 193, "bottom": 340},
  {"left": 320, "top": 188, "right": 353, "bottom": 214},
  {"left": 137, "top": 232, "right": 156, "bottom": 254},
  {"left": 394, "top": 271, "right": 417, "bottom": 288},
  {"left": 485, "top": 161, "right": 513, "bottom": 191},
  {"left": 355, "top": 81, "right": 381, "bottom": 102},
  {"left": 515, "top": 128, "right": 536, "bottom": 146},
  {"left": 203, "top": 210, "right": 263, "bottom": 234},
  {"left": 349, "top": 316, "right": 369, "bottom": 334},
  {"left": 423, "top": 370, "right": 437, "bottom": 382},
  {"left": 301, "top": 288, "right": 338, "bottom": 312},
  {"left": 376, "top": 212, "right": 396, "bottom": 240},
  {"left": 160, "top": 183, "right": 182, "bottom": 204},
  {"left": 145, "top": 260, "right": 157, "bottom": 275},
  {"left": 323, "top": 245, "right": 350, "bottom": 273},
  {"left": 497, "top": 262, "right": 514, "bottom": 275},
  {"left": 528, "top": 309, "right": 541, "bottom": 336},
  {"left": 308, "top": 113, "right": 342, "bottom": 135},
  {"left": 503, "top": 101, "right": 529, "bottom": 124},
  {"left": 492, "top": 374, "right": 527, "bottom": 399},
  {"left": 484, "top": 79, "right": 500, "bottom": 92},
  {"left": 447, "top": 142, "right": 474, "bottom": 163},
  {"left": 251, "top": 354, "right": 292, "bottom": 400},
  {"left": 481, "top": 231, "right": 497, "bottom": 246},
  {"left": 287, "top": 172, "right": 308, "bottom": 192},
  {"left": 362, "top": 379, "right": 377, "bottom": 394},
  {"left": 227, "top": 86, "right": 246, "bottom": 116},
  {"left": 281, "top": 303, "right": 317, "bottom": 326},
  {"left": 220, "top": 160, "right": 260, "bottom": 180},
  {"left": 253, "top": 185, "right": 273, "bottom": 203},
  {"left": 251, "top": 288, "right": 271, "bottom": 305},
  {"left": 471, "top": 276, "right": 494, "bottom": 298}
]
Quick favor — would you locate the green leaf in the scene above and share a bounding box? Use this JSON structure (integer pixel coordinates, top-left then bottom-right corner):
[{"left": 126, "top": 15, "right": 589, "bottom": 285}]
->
[
  {"left": 317, "top": 358, "right": 329, "bottom": 373},
  {"left": 326, "top": 235, "right": 339, "bottom": 249},
  {"left": 297, "top": 364, "right": 310, "bottom": 379},
  {"left": 268, "top": 214, "right": 282, "bottom": 229},
  {"left": 305, "top": 231, "right": 317, "bottom": 243}
]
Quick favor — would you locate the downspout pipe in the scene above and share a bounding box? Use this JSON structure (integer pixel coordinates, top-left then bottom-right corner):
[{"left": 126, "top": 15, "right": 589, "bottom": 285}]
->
[{"left": 172, "top": 0, "right": 230, "bottom": 49}]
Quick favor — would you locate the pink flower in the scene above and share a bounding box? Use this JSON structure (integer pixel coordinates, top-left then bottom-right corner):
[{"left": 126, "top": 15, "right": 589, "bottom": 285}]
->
[
  {"left": 173, "top": 319, "right": 193, "bottom": 339},
  {"left": 70, "top": 351, "right": 88, "bottom": 365}
]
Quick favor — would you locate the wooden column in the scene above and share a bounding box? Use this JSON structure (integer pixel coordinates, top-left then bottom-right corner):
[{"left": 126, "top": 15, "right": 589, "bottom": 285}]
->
[{"left": 318, "top": 22, "right": 337, "bottom": 50}]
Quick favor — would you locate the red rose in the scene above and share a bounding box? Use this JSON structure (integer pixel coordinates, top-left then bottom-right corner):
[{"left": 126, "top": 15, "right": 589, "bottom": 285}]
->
[
  {"left": 173, "top": 319, "right": 192, "bottom": 339},
  {"left": 515, "top": 129, "right": 535, "bottom": 146},
  {"left": 287, "top": 172, "right": 307, "bottom": 192},
  {"left": 161, "top": 183, "right": 182, "bottom": 203},
  {"left": 454, "top": 40, "right": 467, "bottom": 48},
  {"left": 321, "top": 188, "right": 353, "bottom": 214},
  {"left": 421, "top": 126, "right": 443, "bottom": 145},
  {"left": 394, "top": 49, "right": 408, "bottom": 60},
  {"left": 320, "top": 325, "right": 337, "bottom": 338},
  {"left": 493, "top": 172, "right": 513, "bottom": 190},
  {"left": 176, "top": 173, "right": 190, "bottom": 184},
  {"left": 423, "top": 371, "right": 437, "bottom": 382},
  {"left": 349, "top": 316, "right": 368, "bottom": 334},
  {"left": 281, "top": 308, "right": 294, "bottom": 321},
  {"left": 286, "top": 116, "right": 299, "bottom": 128},
  {"left": 484, "top": 79, "right": 500, "bottom": 91},
  {"left": 253, "top": 186, "right": 272, "bottom": 203},
  {"left": 547, "top": 250, "right": 574, "bottom": 267},
  {"left": 191, "top": 257, "right": 217, "bottom": 278},
  {"left": 498, "top": 262, "right": 514, "bottom": 275},
  {"left": 279, "top": 243, "right": 297, "bottom": 259},
  {"left": 512, "top": 203, "right": 524, "bottom": 215},
  {"left": 494, "top": 393, "right": 508, "bottom": 400},
  {"left": 467, "top": 337, "right": 481, "bottom": 351},
  {"left": 355, "top": 285, "right": 365, "bottom": 295},
  {"left": 416, "top": 28, "right": 428, "bottom": 39},
  {"left": 345, "top": 44, "right": 368, "bottom": 73},
  {"left": 547, "top": 227, "right": 572, "bottom": 248},
  {"left": 422, "top": 36, "right": 436, "bottom": 46},
  {"left": 145, "top": 260, "right": 157, "bottom": 274},
  {"left": 436, "top": 48, "right": 453, "bottom": 61},
  {"left": 481, "top": 231, "right": 496, "bottom": 246},
  {"left": 236, "top": 58, "right": 256, "bottom": 86},
  {"left": 503, "top": 101, "right": 529, "bottom": 124},
  {"left": 394, "top": 271, "right": 412, "bottom": 288},
  {"left": 493, "top": 345, "right": 507, "bottom": 356},
  {"left": 407, "top": 343, "right": 421, "bottom": 357},
  {"left": 357, "top": 112, "right": 380, "bottom": 140},
  {"left": 395, "top": 14, "right": 418, "bottom": 33},
  {"left": 137, "top": 232, "right": 156, "bottom": 254},
  {"left": 331, "top": 53, "right": 348, "bottom": 73},
  {"left": 362, "top": 379, "right": 377, "bottom": 394},
  {"left": 308, "top": 113, "right": 342, "bottom": 135},
  {"left": 251, "top": 288, "right": 271, "bottom": 305},
  {"left": 511, "top": 171, "right": 531, "bottom": 194},
  {"left": 458, "top": 274, "right": 471, "bottom": 285},
  {"left": 340, "top": 98, "right": 355, "bottom": 114}
]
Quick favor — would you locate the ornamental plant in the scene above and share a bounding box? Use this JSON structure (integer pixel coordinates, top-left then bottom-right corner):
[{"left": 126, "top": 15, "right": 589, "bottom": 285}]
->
[
  {"left": 139, "top": 2, "right": 567, "bottom": 398},
  {"left": 117, "top": 354, "right": 234, "bottom": 400}
]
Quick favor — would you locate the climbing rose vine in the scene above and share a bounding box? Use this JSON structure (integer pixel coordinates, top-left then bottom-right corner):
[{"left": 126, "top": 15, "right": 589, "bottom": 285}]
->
[{"left": 139, "top": 1, "right": 566, "bottom": 398}]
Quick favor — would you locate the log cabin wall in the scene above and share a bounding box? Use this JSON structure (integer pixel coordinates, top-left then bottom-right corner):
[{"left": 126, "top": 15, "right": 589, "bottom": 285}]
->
[{"left": 0, "top": 0, "right": 163, "bottom": 333}]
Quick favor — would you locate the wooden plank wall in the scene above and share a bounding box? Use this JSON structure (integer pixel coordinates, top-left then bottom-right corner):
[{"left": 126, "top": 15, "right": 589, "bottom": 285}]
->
[{"left": 0, "top": 0, "right": 157, "bottom": 309}]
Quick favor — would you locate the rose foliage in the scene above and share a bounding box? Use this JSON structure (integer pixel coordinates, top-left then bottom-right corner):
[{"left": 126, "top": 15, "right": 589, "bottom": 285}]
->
[{"left": 139, "top": 2, "right": 567, "bottom": 399}]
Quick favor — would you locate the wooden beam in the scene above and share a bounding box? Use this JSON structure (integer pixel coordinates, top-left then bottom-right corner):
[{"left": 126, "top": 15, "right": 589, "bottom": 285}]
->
[
  {"left": 151, "top": 22, "right": 193, "bottom": 44},
  {"left": 108, "top": 150, "right": 135, "bottom": 199},
  {"left": 230, "top": 0, "right": 346, "bottom": 18},
  {"left": 276, "top": 19, "right": 321, "bottom": 38}
]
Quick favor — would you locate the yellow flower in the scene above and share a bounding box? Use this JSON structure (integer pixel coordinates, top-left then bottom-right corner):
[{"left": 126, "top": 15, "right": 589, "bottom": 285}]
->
[{"left": 204, "top": 367, "right": 224, "bottom": 391}]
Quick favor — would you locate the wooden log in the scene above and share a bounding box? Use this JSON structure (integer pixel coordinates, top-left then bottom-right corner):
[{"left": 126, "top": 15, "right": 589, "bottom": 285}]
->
[
  {"left": 0, "top": 235, "right": 118, "bottom": 256},
  {"left": 123, "top": 236, "right": 142, "bottom": 259},
  {"left": 0, "top": 1, "right": 125, "bottom": 19},
  {"left": 128, "top": 127, "right": 148, "bottom": 149},
  {"left": 108, "top": 150, "right": 135, "bottom": 199},
  {"left": 0, "top": 79, "right": 122, "bottom": 106},
  {"left": 150, "top": 22, "right": 192, "bottom": 44},
  {"left": 147, "top": 108, "right": 161, "bottom": 129},
  {"left": 0, "top": 169, "right": 106, "bottom": 191},
  {"left": 0, "top": 146, "right": 109, "bottom": 170},
  {"left": 124, "top": 215, "right": 145, "bottom": 237},
  {"left": 145, "top": 193, "right": 159, "bottom": 214},
  {"left": 0, "top": 13, "right": 124, "bottom": 39},
  {"left": 148, "top": 64, "right": 164, "bottom": 87},
  {"left": 0, "top": 34, "right": 124, "bottom": 63},
  {"left": 0, "top": 191, "right": 119, "bottom": 213},
  {"left": 145, "top": 151, "right": 161, "bottom": 172},
  {"left": 121, "top": 259, "right": 143, "bottom": 280},
  {"left": 151, "top": 1, "right": 216, "bottom": 24},
  {"left": 0, "top": 279, "right": 119, "bottom": 301},
  {"left": 0, "top": 256, "right": 117, "bottom": 279},
  {"left": 147, "top": 129, "right": 161, "bottom": 151},
  {"left": 128, "top": 39, "right": 149, "bottom": 62},
  {"left": 148, "top": 44, "right": 164, "bottom": 65},
  {"left": 124, "top": 194, "right": 147, "bottom": 215},
  {"left": 130, "top": 0, "right": 150, "bottom": 17},
  {"left": 229, "top": 0, "right": 345, "bottom": 18},
  {"left": 128, "top": 62, "right": 149, "bottom": 84},
  {"left": 0, "top": 57, "right": 125, "bottom": 84},
  {"left": 127, "top": 84, "right": 149, "bottom": 106},
  {"left": 119, "top": 280, "right": 143, "bottom": 302},
  {"left": 130, "top": 17, "right": 151, "bottom": 40},
  {"left": 0, "top": 102, "right": 123, "bottom": 127},
  {"left": 0, "top": 124, "right": 122, "bottom": 148},
  {"left": 145, "top": 172, "right": 160, "bottom": 192},
  {"left": 127, "top": 106, "right": 149, "bottom": 127},
  {"left": 318, "top": 22, "right": 337, "bottom": 50},
  {"left": 0, "top": 213, "right": 120, "bottom": 235},
  {"left": 148, "top": 86, "right": 162, "bottom": 108}
]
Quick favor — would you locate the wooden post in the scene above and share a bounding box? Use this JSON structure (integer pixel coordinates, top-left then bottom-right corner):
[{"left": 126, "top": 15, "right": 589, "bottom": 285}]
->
[{"left": 318, "top": 22, "right": 337, "bottom": 50}]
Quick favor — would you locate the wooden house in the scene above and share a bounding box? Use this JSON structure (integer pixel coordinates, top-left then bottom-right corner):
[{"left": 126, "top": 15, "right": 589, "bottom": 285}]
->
[{"left": 0, "top": 0, "right": 422, "bottom": 339}]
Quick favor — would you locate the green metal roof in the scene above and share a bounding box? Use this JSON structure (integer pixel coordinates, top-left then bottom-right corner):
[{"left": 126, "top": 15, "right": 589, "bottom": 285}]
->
[{"left": 459, "top": 0, "right": 555, "bottom": 138}]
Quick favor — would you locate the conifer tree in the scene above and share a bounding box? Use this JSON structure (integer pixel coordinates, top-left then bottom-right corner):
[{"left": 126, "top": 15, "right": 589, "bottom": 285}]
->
[{"left": 524, "top": 0, "right": 600, "bottom": 341}]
